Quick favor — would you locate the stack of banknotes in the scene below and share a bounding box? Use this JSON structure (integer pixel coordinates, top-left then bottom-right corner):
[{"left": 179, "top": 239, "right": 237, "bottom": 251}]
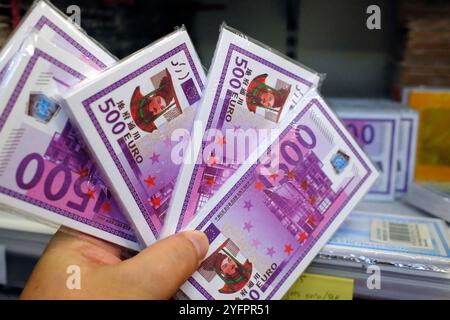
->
[
  {"left": 0, "top": 13, "right": 11, "bottom": 50},
  {"left": 329, "top": 99, "right": 419, "bottom": 201},
  {"left": 401, "top": 86, "right": 450, "bottom": 182},
  {"left": 316, "top": 200, "right": 450, "bottom": 300},
  {"left": 0, "top": 0, "right": 381, "bottom": 299},
  {"left": 320, "top": 206, "right": 450, "bottom": 274}
]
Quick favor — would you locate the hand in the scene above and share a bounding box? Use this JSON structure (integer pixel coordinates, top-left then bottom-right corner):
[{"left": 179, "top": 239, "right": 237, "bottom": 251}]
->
[{"left": 20, "top": 227, "right": 209, "bottom": 300}]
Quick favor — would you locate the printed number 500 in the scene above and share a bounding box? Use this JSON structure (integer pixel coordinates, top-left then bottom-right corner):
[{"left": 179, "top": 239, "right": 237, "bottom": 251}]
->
[{"left": 15, "top": 153, "right": 107, "bottom": 213}]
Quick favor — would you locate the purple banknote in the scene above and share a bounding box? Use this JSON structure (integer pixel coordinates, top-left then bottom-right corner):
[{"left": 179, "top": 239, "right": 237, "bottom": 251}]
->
[
  {"left": 161, "top": 24, "right": 323, "bottom": 238},
  {"left": 179, "top": 92, "right": 378, "bottom": 299},
  {"left": 62, "top": 27, "right": 206, "bottom": 245},
  {"left": 0, "top": 35, "right": 138, "bottom": 250}
]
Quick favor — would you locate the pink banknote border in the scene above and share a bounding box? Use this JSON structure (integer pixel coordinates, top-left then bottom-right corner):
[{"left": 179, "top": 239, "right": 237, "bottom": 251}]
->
[
  {"left": 176, "top": 43, "right": 315, "bottom": 232},
  {"left": 187, "top": 98, "right": 374, "bottom": 300},
  {"left": 0, "top": 49, "right": 135, "bottom": 241},
  {"left": 81, "top": 43, "right": 205, "bottom": 237}
]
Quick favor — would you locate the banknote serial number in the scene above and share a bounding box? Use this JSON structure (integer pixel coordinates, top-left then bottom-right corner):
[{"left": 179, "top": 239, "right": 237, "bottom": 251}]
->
[{"left": 179, "top": 304, "right": 269, "bottom": 317}]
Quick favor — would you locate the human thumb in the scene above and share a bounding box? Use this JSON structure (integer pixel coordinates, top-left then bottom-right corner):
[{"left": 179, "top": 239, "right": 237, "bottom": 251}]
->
[{"left": 118, "top": 231, "right": 209, "bottom": 299}]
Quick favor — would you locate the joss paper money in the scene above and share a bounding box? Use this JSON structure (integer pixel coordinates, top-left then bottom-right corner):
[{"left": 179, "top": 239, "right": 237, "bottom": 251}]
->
[
  {"left": 0, "top": 0, "right": 115, "bottom": 83},
  {"left": 0, "top": 35, "right": 138, "bottom": 250},
  {"left": 330, "top": 99, "right": 400, "bottom": 201},
  {"left": 61, "top": 27, "right": 206, "bottom": 245},
  {"left": 179, "top": 92, "right": 378, "bottom": 300},
  {"left": 161, "top": 24, "right": 322, "bottom": 238},
  {"left": 331, "top": 98, "right": 419, "bottom": 197}
]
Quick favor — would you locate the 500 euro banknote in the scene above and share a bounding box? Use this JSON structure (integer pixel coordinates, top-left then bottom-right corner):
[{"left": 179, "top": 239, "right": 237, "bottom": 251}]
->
[
  {"left": 178, "top": 91, "right": 378, "bottom": 300},
  {"left": 0, "top": 34, "right": 139, "bottom": 250},
  {"left": 161, "top": 24, "right": 323, "bottom": 238},
  {"left": 61, "top": 27, "right": 206, "bottom": 245}
]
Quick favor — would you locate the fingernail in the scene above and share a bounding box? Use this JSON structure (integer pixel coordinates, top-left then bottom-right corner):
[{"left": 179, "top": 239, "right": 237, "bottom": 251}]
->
[{"left": 184, "top": 231, "right": 209, "bottom": 259}]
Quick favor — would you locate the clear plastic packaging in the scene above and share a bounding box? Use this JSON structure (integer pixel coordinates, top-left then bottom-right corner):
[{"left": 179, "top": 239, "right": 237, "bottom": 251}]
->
[
  {"left": 60, "top": 26, "right": 207, "bottom": 246},
  {"left": 161, "top": 23, "right": 326, "bottom": 238},
  {"left": 0, "top": 0, "right": 116, "bottom": 84},
  {"left": 318, "top": 210, "right": 450, "bottom": 274}
]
